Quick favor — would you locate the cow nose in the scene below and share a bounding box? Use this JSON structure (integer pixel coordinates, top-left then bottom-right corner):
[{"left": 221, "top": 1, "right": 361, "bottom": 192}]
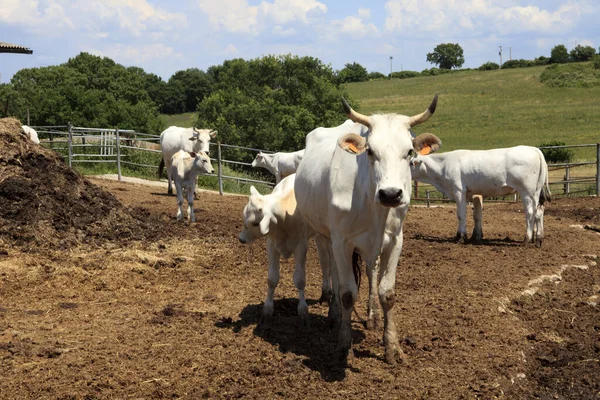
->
[
  {"left": 378, "top": 188, "right": 403, "bottom": 203},
  {"left": 238, "top": 236, "right": 246, "bottom": 244}
]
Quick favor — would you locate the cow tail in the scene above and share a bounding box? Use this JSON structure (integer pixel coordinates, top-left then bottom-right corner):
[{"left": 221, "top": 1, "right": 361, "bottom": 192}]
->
[
  {"left": 352, "top": 251, "right": 362, "bottom": 292},
  {"left": 157, "top": 158, "right": 164, "bottom": 178},
  {"left": 539, "top": 152, "right": 552, "bottom": 205}
]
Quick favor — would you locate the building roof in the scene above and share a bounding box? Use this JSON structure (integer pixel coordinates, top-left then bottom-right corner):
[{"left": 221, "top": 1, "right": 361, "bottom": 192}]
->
[{"left": 0, "top": 41, "right": 33, "bottom": 54}]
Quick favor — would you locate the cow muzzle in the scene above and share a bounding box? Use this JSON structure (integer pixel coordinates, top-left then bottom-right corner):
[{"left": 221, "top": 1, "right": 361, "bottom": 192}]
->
[{"left": 377, "top": 188, "right": 403, "bottom": 207}]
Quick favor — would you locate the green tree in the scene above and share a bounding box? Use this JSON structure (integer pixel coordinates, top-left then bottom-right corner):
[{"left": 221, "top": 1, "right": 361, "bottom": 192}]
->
[
  {"left": 367, "top": 71, "right": 386, "bottom": 80},
  {"left": 570, "top": 45, "right": 596, "bottom": 62},
  {"left": 338, "top": 62, "right": 368, "bottom": 83},
  {"left": 426, "top": 43, "right": 465, "bottom": 69},
  {"left": 168, "top": 68, "right": 214, "bottom": 113},
  {"left": 197, "top": 54, "right": 351, "bottom": 155},
  {"left": 550, "top": 44, "right": 569, "bottom": 64}
]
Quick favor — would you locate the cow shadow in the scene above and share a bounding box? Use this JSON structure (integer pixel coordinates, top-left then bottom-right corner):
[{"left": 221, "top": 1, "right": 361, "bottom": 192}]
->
[
  {"left": 214, "top": 298, "right": 369, "bottom": 381},
  {"left": 414, "top": 234, "right": 522, "bottom": 247}
]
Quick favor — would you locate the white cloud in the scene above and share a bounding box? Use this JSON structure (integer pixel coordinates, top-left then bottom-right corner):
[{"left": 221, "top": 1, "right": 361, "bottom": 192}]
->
[
  {"left": 222, "top": 44, "right": 239, "bottom": 56},
  {"left": 358, "top": 8, "right": 371, "bottom": 19},
  {"left": 84, "top": 43, "right": 182, "bottom": 64},
  {"left": 383, "top": 0, "right": 586, "bottom": 37},
  {"left": 198, "top": 0, "right": 326, "bottom": 34},
  {"left": 273, "top": 26, "right": 297, "bottom": 37},
  {"left": 0, "top": 0, "right": 74, "bottom": 32},
  {"left": 334, "top": 16, "right": 379, "bottom": 39}
]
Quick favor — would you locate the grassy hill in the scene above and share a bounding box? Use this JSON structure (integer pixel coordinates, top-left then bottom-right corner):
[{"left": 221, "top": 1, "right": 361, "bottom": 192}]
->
[
  {"left": 346, "top": 66, "right": 600, "bottom": 160},
  {"left": 160, "top": 112, "right": 196, "bottom": 128}
]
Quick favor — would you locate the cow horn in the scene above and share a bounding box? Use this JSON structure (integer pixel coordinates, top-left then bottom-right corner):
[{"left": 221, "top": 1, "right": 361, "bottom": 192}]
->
[
  {"left": 341, "top": 97, "right": 371, "bottom": 128},
  {"left": 409, "top": 93, "right": 438, "bottom": 127}
]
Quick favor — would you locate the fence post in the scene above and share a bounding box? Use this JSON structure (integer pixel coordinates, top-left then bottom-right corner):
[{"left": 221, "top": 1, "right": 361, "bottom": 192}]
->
[
  {"left": 115, "top": 128, "right": 122, "bottom": 181},
  {"left": 426, "top": 190, "right": 430, "bottom": 208},
  {"left": 217, "top": 142, "right": 223, "bottom": 196},
  {"left": 596, "top": 143, "right": 600, "bottom": 197},
  {"left": 413, "top": 181, "right": 419, "bottom": 200},
  {"left": 564, "top": 164, "right": 570, "bottom": 195},
  {"left": 67, "top": 122, "right": 73, "bottom": 168}
]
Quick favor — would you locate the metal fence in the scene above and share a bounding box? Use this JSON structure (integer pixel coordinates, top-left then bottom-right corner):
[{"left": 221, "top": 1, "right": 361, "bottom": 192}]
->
[
  {"left": 32, "top": 124, "right": 275, "bottom": 194},
  {"left": 32, "top": 124, "right": 599, "bottom": 200}
]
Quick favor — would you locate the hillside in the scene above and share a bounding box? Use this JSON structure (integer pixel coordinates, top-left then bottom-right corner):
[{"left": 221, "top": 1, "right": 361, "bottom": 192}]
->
[{"left": 346, "top": 66, "right": 600, "bottom": 159}]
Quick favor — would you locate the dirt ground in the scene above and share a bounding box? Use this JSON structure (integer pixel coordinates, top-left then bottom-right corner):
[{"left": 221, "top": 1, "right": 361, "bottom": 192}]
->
[{"left": 1, "top": 117, "right": 599, "bottom": 399}]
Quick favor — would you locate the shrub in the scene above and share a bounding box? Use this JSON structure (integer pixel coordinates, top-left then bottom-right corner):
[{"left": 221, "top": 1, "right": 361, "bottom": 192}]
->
[
  {"left": 593, "top": 55, "right": 600, "bottom": 70},
  {"left": 502, "top": 59, "right": 535, "bottom": 69},
  {"left": 538, "top": 141, "right": 574, "bottom": 163},
  {"left": 478, "top": 62, "right": 499, "bottom": 71},
  {"left": 390, "top": 70, "right": 420, "bottom": 79},
  {"left": 533, "top": 56, "right": 550, "bottom": 66},
  {"left": 540, "top": 62, "right": 600, "bottom": 88},
  {"left": 367, "top": 71, "right": 386, "bottom": 80}
]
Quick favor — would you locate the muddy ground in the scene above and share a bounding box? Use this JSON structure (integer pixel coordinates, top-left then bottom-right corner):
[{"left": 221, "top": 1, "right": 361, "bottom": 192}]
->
[{"left": 0, "top": 118, "right": 599, "bottom": 399}]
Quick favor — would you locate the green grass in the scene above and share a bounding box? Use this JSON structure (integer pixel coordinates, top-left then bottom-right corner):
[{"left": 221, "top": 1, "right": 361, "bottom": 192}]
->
[
  {"left": 346, "top": 65, "right": 600, "bottom": 161},
  {"left": 160, "top": 112, "right": 196, "bottom": 128}
]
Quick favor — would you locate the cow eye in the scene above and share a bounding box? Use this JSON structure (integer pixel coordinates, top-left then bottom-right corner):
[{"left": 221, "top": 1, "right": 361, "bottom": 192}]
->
[
  {"left": 252, "top": 222, "right": 260, "bottom": 227},
  {"left": 366, "top": 147, "right": 374, "bottom": 157},
  {"left": 407, "top": 149, "right": 415, "bottom": 158}
]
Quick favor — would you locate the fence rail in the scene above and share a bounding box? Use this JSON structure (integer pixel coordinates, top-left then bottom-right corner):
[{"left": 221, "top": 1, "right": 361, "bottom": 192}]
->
[{"left": 32, "top": 124, "right": 599, "bottom": 199}]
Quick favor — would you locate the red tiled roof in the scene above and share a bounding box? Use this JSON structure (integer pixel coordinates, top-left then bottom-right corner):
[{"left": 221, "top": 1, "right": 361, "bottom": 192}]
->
[{"left": 0, "top": 41, "right": 33, "bottom": 54}]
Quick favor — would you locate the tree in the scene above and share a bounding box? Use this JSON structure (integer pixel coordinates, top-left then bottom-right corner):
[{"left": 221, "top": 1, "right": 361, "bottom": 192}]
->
[
  {"left": 570, "top": 45, "right": 596, "bottom": 62},
  {"left": 168, "top": 68, "right": 214, "bottom": 113},
  {"left": 426, "top": 43, "right": 465, "bottom": 70},
  {"left": 196, "top": 55, "right": 351, "bottom": 156},
  {"left": 338, "top": 62, "right": 368, "bottom": 83},
  {"left": 550, "top": 44, "right": 569, "bottom": 64}
]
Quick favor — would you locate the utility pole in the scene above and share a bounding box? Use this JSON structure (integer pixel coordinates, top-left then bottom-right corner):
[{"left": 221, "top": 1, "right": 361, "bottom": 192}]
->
[
  {"left": 499, "top": 46, "right": 503, "bottom": 68},
  {"left": 389, "top": 56, "right": 393, "bottom": 79}
]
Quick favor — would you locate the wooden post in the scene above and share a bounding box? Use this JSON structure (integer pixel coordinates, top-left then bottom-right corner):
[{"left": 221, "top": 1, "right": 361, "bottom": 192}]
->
[
  {"left": 564, "top": 164, "right": 570, "bottom": 195},
  {"left": 217, "top": 142, "right": 223, "bottom": 195},
  {"left": 116, "top": 128, "right": 122, "bottom": 181},
  {"left": 426, "top": 190, "right": 430, "bottom": 208},
  {"left": 596, "top": 143, "right": 600, "bottom": 196}
]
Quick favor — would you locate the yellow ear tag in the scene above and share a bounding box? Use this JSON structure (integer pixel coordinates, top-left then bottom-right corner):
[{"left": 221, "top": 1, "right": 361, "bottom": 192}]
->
[
  {"left": 347, "top": 143, "right": 359, "bottom": 154},
  {"left": 418, "top": 145, "right": 432, "bottom": 155}
]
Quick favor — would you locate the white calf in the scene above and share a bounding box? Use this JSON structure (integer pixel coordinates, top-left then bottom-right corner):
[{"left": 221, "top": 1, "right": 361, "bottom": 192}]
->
[
  {"left": 170, "top": 150, "right": 214, "bottom": 222},
  {"left": 21, "top": 125, "right": 40, "bottom": 144},
  {"left": 238, "top": 174, "right": 331, "bottom": 326},
  {"left": 410, "top": 144, "right": 551, "bottom": 246},
  {"left": 251, "top": 150, "right": 305, "bottom": 183}
]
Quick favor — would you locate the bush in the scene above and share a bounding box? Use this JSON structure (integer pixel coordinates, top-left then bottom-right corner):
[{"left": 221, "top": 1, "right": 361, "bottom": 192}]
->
[
  {"left": 502, "top": 59, "right": 535, "bottom": 69},
  {"left": 533, "top": 56, "right": 550, "bottom": 66},
  {"left": 390, "top": 70, "right": 420, "bottom": 79},
  {"left": 367, "top": 71, "right": 386, "bottom": 80},
  {"left": 540, "top": 62, "right": 600, "bottom": 88},
  {"left": 593, "top": 55, "right": 600, "bottom": 70},
  {"left": 538, "top": 140, "right": 574, "bottom": 163},
  {"left": 478, "top": 62, "right": 499, "bottom": 71}
]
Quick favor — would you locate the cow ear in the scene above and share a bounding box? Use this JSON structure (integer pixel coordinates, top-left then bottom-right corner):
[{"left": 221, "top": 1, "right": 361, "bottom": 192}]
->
[
  {"left": 189, "top": 152, "right": 197, "bottom": 158},
  {"left": 413, "top": 133, "right": 442, "bottom": 155},
  {"left": 250, "top": 186, "right": 259, "bottom": 196},
  {"left": 338, "top": 133, "right": 367, "bottom": 155},
  {"left": 188, "top": 136, "right": 198, "bottom": 141},
  {"left": 209, "top": 130, "right": 217, "bottom": 138},
  {"left": 259, "top": 215, "right": 270, "bottom": 235}
]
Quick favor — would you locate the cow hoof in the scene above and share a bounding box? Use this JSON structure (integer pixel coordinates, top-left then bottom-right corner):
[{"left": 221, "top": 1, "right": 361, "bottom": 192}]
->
[
  {"left": 259, "top": 313, "right": 273, "bottom": 326},
  {"left": 334, "top": 345, "right": 352, "bottom": 366},
  {"left": 299, "top": 314, "right": 311, "bottom": 330},
  {"left": 384, "top": 346, "right": 407, "bottom": 366},
  {"left": 535, "top": 239, "right": 543, "bottom": 248},
  {"left": 319, "top": 290, "right": 332, "bottom": 305},
  {"left": 366, "top": 316, "right": 381, "bottom": 331}
]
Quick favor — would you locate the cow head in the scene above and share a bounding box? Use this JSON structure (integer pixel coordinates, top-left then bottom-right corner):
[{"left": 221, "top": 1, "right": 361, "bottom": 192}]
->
[
  {"left": 251, "top": 152, "right": 265, "bottom": 168},
  {"left": 191, "top": 151, "right": 215, "bottom": 175},
  {"left": 189, "top": 128, "right": 217, "bottom": 154},
  {"left": 338, "top": 94, "right": 440, "bottom": 207},
  {"left": 238, "top": 186, "right": 272, "bottom": 244}
]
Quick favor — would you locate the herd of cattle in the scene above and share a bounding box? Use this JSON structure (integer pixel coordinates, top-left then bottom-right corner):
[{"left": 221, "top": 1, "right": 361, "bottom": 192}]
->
[
  {"left": 145, "top": 94, "right": 552, "bottom": 366},
  {"left": 19, "top": 97, "right": 552, "bottom": 366}
]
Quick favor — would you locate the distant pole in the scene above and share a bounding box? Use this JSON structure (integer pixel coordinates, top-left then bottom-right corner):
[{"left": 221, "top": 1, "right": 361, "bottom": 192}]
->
[
  {"left": 389, "top": 56, "right": 393, "bottom": 79},
  {"left": 499, "top": 46, "right": 503, "bottom": 68}
]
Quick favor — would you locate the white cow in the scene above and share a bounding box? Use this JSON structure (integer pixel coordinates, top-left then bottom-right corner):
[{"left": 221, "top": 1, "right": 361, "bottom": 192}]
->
[
  {"left": 238, "top": 174, "right": 332, "bottom": 326},
  {"left": 294, "top": 95, "right": 441, "bottom": 365},
  {"left": 410, "top": 145, "right": 551, "bottom": 246},
  {"left": 170, "top": 150, "right": 214, "bottom": 222},
  {"left": 21, "top": 125, "right": 40, "bottom": 144},
  {"left": 251, "top": 150, "right": 305, "bottom": 183},
  {"left": 158, "top": 126, "right": 217, "bottom": 195}
]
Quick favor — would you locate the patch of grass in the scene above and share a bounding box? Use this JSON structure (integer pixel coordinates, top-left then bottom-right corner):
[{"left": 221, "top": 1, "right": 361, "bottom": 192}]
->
[{"left": 160, "top": 112, "right": 197, "bottom": 128}]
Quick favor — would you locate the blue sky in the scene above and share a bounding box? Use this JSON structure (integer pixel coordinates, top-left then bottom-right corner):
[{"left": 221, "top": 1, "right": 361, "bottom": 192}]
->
[{"left": 1, "top": 0, "right": 598, "bottom": 83}]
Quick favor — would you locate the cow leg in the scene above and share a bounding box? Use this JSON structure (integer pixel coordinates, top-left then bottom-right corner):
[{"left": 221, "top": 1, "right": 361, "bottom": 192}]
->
[
  {"left": 262, "top": 238, "right": 281, "bottom": 324},
  {"left": 186, "top": 185, "right": 195, "bottom": 222},
  {"left": 166, "top": 158, "right": 174, "bottom": 195},
  {"left": 379, "top": 233, "right": 407, "bottom": 366},
  {"left": 292, "top": 239, "right": 310, "bottom": 328},
  {"left": 470, "top": 195, "right": 483, "bottom": 243},
  {"left": 454, "top": 194, "right": 468, "bottom": 243},
  {"left": 366, "top": 258, "right": 381, "bottom": 330},
  {"left": 521, "top": 196, "right": 536, "bottom": 245},
  {"left": 332, "top": 237, "right": 357, "bottom": 365},
  {"left": 175, "top": 182, "right": 184, "bottom": 221},
  {"left": 534, "top": 204, "right": 545, "bottom": 247},
  {"left": 314, "top": 235, "right": 332, "bottom": 304},
  {"left": 327, "top": 253, "right": 341, "bottom": 330}
]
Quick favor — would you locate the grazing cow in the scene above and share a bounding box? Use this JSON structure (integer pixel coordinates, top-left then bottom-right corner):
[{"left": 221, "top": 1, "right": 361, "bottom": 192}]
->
[
  {"left": 294, "top": 94, "right": 441, "bottom": 365},
  {"left": 158, "top": 126, "right": 217, "bottom": 195},
  {"left": 251, "top": 150, "right": 305, "bottom": 183},
  {"left": 21, "top": 125, "right": 40, "bottom": 144},
  {"left": 238, "top": 174, "right": 332, "bottom": 326},
  {"left": 410, "top": 145, "right": 551, "bottom": 246},
  {"left": 169, "top": 150, "right": 214, "bottom": 222}
]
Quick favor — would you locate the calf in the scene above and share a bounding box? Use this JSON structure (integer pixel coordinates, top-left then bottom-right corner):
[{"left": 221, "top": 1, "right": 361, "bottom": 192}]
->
[
  {"left": 251, "top": 150, "right": 305, "bottom": 183},
  {"left": 169, "top": 150, "right": 214, "bottom": 222},
  {"left": 410, "top": 144, "right": 551, "bottom": 246},
  {"left": 21, "top": 125, "right": 40, "bottom": 144},
  {"left": 238, "top": 174, "right": 332, "bottom": 326}
]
